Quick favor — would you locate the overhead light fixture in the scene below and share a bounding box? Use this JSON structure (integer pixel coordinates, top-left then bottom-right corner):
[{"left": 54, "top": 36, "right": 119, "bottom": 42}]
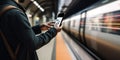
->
[{"left": 31, "top": 0, "right": 45, "bottom": 12}]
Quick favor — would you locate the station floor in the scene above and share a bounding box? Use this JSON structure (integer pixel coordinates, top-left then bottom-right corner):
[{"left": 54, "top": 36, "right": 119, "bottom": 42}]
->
[
  {"left": 36, "top": 32, "right": 71, "bottom": 60},
  {"left": 36, "top": 31, "right": 94, "bottom": 60}
]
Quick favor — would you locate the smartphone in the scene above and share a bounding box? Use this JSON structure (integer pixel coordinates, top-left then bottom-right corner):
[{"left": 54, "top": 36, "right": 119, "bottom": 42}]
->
[
  {"left": 54, "top": 13, "right": 64, "bottom": 27},
  {"left": 55, "top": 17, "right": 63, "bottom": 27}
]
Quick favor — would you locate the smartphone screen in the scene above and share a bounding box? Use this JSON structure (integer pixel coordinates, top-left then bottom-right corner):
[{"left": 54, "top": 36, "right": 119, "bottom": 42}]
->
[
  {"left": 54, "top": 13, "right": 64, "bottom": 27},
  {"left": 55, "top": 17, "right": 63, "bottom": 27}
]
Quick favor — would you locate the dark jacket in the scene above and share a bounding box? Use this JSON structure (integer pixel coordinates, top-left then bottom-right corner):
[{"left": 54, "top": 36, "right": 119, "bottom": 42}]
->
[{"left": 0, "top": 0, "right": 57, "bottom": 60}]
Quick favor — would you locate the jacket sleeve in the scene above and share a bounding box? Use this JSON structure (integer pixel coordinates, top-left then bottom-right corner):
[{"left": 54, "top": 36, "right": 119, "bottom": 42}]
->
[
  {"left": 7, "top": 9, "right": 57, "bottom": 50},
  {"left": 32, "top": 25, "right": 41, "bottom": 34}
]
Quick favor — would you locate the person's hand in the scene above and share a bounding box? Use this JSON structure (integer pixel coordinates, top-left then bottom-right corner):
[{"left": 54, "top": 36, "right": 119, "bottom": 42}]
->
[
  {"left": 47, "top": 21, "right": 55, "bottom": 26},
  {"left": 40, "top": 22, "right": 55, "bottom": 31},
  {"left": 54, "top": 22, "right": 62, "bottom": 32}
]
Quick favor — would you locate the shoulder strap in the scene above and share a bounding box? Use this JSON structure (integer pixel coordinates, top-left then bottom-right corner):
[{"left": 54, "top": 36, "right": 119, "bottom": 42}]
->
[
  {"left": 0, "top": 31, "right": 17, "bottom": 60},
  {"left": 0, "top": 5, "right": 17, "bottom": 16},
  {"left": 0, "top": 5, "right": 21, "bottom": 60}
]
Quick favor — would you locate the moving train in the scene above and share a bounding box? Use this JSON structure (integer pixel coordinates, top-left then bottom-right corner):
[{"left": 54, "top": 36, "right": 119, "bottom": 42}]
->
[{"left": 62, "top": 0, "right": 120, "bottom": 60}]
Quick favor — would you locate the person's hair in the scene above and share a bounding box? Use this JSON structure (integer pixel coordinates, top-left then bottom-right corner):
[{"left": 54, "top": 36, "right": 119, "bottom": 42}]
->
[
  {"left": 18, "top": 0, "right": 25, "bottom": 3},
  {"left": 12, "top": 0, "right": 25, "bottom": 3}
]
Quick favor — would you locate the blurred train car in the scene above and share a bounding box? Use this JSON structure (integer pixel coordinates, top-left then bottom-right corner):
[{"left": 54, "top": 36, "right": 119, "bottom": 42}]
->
[{"left": 62, "top": 0, "right": 120, "bottom": 60}]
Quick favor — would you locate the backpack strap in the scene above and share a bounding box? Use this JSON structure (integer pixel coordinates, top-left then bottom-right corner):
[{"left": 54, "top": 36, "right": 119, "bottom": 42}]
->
[
  {"left": 0, "top": 5, "right": 21, "bottom": 60},
  {"left": 0, "top": 5, "right": 17, "bottom": 16},
  {"left": 0, "top": 31, "right": 17, "bottom": 60}
]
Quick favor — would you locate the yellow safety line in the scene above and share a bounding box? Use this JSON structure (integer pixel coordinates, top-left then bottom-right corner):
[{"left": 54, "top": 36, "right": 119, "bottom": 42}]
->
[{"left": 56, "top": 32, "right": 72, "bottom": 60}]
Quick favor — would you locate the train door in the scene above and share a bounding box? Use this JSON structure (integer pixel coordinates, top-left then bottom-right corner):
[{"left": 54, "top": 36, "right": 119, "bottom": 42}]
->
[
  {"left": 74, "top": 15, "right": 81, "bottom": 40},
  {"left": 79, "top": 12, "right": 87, "bottom": 45},
  {"left": 69, "top": 15, "right": 81, "bottom": 40}
]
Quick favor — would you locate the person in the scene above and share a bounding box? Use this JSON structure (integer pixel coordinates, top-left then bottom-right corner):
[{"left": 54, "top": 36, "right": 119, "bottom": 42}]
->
[{"left": 0, "top": 0, "right": 62, "bottom": 60}]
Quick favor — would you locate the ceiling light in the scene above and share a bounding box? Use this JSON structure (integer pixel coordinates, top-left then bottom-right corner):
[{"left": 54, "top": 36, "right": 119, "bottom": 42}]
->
[{"left": 31, "top": 0, "right": 45, "bottom": 12}]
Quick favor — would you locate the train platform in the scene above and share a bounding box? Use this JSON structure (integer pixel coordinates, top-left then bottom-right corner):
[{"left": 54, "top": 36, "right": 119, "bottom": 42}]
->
[{"left": 36, "top": 30, "right": 95, "bottom": 60}]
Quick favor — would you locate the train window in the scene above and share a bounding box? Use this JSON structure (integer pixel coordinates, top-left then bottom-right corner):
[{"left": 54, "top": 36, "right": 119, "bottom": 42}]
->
[
  {"left": 85, "top": 1, "right": 120, "bottom": 59},
  {"left": 73, "top": 20, "right": 75, "bottom": 27},
  {"left": 101, "top": 11, "right": 120, "bottom": 35},
  {"left": 86, "top": 0, "right": 120, "bottom": 35},
  {"left": 80, "top": 13, "right": 86, "bottom": 32}
]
